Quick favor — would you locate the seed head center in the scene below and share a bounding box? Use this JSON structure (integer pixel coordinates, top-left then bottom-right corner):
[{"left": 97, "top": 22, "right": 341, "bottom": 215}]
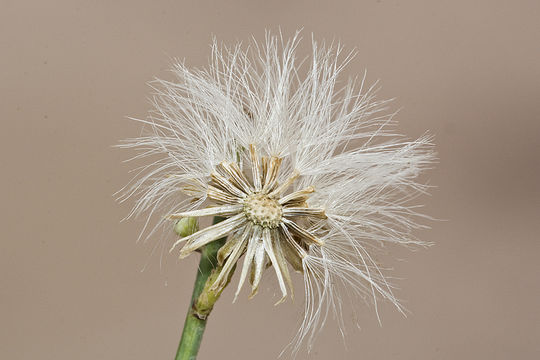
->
[{"left": 243, "top": 193, "right": 283, "bottom": 228}]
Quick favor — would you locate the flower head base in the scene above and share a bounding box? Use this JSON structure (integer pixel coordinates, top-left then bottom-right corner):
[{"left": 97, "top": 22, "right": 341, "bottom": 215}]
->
[
  {"left": 243, "top": 192, "right": 283, "bottom": 228},
  {"left": 119, "top": 31, "right": 435, "bottom": 353}
]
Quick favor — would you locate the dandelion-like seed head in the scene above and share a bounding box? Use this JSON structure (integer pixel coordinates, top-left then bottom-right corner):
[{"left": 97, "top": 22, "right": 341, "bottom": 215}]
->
[{"left": 119, "top": 30, "right": 435, "bottom": 353}]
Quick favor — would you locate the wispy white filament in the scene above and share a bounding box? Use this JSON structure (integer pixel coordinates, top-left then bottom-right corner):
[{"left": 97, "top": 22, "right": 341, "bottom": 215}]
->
[{"left": 118, "top": 30, "right": 435, "bottom": 354}]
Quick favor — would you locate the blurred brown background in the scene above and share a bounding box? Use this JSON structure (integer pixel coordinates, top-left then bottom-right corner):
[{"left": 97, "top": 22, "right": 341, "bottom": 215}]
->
[{"left": 1, "top": 1, "right": 539, "bottom": 359}]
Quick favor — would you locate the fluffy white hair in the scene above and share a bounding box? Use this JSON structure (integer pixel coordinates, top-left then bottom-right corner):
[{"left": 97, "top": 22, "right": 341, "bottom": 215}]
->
[{"left": 119, "top": 30, "right": 435, "bottom": 354}]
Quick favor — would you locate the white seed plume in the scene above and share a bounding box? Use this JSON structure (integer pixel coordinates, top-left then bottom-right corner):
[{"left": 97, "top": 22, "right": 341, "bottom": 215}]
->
[{"left": 118, "top": 31, "right": 435, "bottom": 353}]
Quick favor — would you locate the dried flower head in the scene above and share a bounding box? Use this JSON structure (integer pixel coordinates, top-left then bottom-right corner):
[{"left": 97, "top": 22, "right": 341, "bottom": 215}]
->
[{"left": 119, "top": 31, "right": 435, "bottom": 352}]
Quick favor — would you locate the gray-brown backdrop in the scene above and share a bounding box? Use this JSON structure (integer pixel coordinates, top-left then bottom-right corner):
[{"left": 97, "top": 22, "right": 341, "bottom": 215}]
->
[{"left": 2, "top": 1, "right": 539, "bottom": 359}]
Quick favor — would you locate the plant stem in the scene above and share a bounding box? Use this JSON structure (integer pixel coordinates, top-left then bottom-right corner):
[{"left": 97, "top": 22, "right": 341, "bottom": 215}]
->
[{"left": 175, "top": 216, "right": 228, "bottom": 360}]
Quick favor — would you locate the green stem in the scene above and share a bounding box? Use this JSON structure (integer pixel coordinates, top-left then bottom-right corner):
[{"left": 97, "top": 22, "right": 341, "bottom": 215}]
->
[{"left": 175, "top": 216, "right": 228, "bottom": 360}]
